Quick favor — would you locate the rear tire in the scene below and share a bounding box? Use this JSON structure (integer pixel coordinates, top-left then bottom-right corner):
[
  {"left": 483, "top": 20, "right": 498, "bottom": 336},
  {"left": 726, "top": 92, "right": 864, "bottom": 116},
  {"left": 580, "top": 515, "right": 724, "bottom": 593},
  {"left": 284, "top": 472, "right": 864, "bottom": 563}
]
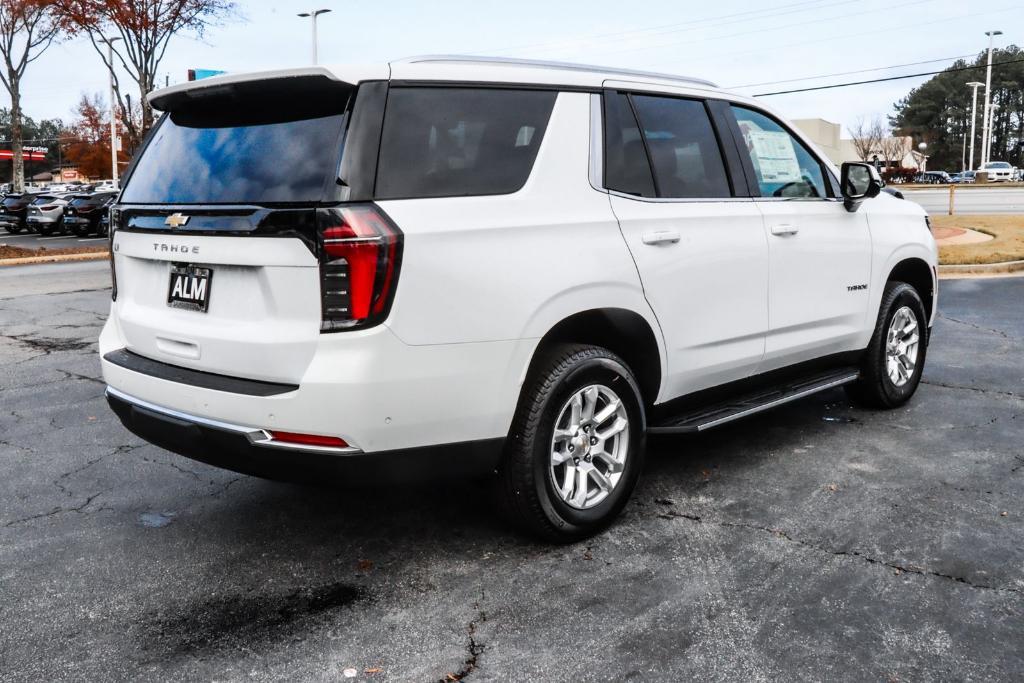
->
[
  {"left": 37, "top": 224, "right": 53, "bottom": 237},
  {"left": 3, "top": 225, "right": 20, "bottom": 234},
  {"left": 71, "top": 223, "right": 92, "bottom": 237},
  {"left": 496, "top": 344, "right": 646, "bottom": 542},
  {"left": 846, "top": 281, "right": 928, "bottom": 409}
]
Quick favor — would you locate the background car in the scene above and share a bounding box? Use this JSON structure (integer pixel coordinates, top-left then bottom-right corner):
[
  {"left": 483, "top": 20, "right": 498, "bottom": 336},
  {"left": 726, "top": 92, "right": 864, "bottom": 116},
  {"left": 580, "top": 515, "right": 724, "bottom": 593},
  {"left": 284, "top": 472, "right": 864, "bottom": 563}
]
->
[
  {"left": 94, "top": 179, "right": 118, "bottom": 192},
  {"left": 25, "top": 194, "right": 70, "bottom": 236},
  {"left": 977, "top": 161, "right": 1014, "bottom": 182},
  {"left": 63, "top": 191, "right": 118, "bottom": 236},
  {"left": 0, "top": 192, "right": 40, "bottom": 234},
  {"left": 916, "top": 171, "right": 951, "bottom": 184}
]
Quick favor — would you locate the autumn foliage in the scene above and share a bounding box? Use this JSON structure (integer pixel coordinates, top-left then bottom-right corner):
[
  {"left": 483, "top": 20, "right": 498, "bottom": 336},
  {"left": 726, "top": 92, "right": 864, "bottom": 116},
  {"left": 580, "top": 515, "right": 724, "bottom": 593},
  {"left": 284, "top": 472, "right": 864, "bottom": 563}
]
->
[{"left": 63, "top": 94, "right": 128, "bottom": 179}]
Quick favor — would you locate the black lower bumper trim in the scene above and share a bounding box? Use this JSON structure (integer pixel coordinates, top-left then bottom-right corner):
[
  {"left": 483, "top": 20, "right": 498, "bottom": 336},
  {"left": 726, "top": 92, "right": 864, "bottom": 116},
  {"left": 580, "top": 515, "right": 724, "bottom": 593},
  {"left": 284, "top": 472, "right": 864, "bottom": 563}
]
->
[
  {"left": 104, "top": 349, "right": 299, "bottom": 397},
  {"left": 107, "top": 390, "right": 504, "bottom": 484}
]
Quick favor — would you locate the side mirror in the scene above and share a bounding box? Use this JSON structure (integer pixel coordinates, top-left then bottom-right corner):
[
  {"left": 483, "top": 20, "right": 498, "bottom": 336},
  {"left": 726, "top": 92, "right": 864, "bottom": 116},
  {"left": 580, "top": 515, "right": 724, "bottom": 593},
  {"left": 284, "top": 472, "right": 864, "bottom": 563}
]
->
[{"left": 841, "top": 162, "right": 883, "bottom": 212}]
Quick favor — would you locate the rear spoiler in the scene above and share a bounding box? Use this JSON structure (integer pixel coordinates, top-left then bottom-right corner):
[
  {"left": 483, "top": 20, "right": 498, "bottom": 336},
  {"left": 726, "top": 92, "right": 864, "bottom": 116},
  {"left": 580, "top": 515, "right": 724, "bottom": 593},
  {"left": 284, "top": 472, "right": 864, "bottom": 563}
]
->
[{"left": 148, "top": 65, "right": 389, "bottom": 112}]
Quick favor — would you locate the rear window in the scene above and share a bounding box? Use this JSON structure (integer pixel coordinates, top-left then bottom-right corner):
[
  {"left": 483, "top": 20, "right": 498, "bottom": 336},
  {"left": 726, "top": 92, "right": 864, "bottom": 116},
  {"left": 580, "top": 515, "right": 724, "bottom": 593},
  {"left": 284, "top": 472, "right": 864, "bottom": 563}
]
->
[
  {"left": 374, "top": 87, "right": 557, "bottom": 200},
  {"left": 121, "top": 84, "right": 351, "bottom": 205},
  {"left": 31, "top": 195, "right": 55, "bottom": 205}
]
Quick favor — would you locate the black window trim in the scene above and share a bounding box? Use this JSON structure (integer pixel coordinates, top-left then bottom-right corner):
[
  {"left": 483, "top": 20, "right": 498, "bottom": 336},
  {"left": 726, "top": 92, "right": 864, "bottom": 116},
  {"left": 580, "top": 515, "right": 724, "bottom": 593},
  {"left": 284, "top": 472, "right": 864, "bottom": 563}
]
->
[
  {"left": 724, "top": 103, "right": 841, "bottom": 202},
  {"left": 599, "top": 88, "right": 753, "bottom": 203}
]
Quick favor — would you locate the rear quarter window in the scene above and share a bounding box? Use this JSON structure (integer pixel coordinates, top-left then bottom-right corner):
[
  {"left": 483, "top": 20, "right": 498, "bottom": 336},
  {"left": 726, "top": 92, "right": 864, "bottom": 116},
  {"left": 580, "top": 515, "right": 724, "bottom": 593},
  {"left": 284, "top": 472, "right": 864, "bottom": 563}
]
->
[{"left": 374, "top": 87, "right": 557, "bottom": 200}]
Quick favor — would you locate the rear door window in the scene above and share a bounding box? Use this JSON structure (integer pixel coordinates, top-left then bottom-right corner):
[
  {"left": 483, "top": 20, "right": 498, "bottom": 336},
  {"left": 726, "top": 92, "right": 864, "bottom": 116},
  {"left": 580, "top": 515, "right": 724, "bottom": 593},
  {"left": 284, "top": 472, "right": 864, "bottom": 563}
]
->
[
  {"left": 602, "top": 92, "right": 732, "bottom": 200},
  {"left": 603, "top": 92, "right": 656, "bottom": 198},
  {"left": 374, "top": 87, "right": 557, "bottom": 200}
]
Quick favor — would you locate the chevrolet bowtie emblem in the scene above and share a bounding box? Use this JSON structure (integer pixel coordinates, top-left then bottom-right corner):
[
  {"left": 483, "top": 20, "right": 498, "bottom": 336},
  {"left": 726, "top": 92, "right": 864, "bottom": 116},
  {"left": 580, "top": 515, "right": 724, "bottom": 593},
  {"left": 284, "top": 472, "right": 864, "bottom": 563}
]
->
[{"left": 165, "top": 213, "right": 190, "bottom": 229}]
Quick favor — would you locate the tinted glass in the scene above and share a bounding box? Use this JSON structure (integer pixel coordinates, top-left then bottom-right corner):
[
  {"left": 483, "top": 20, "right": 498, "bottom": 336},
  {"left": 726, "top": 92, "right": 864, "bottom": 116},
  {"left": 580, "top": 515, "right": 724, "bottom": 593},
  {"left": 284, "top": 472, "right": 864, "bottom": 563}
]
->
[
  {"left": 121, "top": 109, "right": 348, "bottom": 204},
  {"left": 31, "top": 195, "right": 55, "bottom": 205},
  {"left": 731, "top": 106, "right": 827, "bottom": 198},
  {"left": 603, "top": 92, "right": 656, "bottom": 198},
  {"left": 375, "top": 88, "right": 556, "bottom": 200},
  {"left": 632, "top": 95, "right": 731, "bottom": 198}
]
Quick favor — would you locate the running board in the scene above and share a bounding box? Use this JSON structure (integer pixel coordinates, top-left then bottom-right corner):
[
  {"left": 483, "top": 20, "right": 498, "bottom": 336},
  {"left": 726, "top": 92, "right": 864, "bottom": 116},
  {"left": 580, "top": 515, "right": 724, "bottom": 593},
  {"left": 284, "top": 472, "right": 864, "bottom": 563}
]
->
[{"left": 648, "top": 367, "right": 860, "bottom": 434}]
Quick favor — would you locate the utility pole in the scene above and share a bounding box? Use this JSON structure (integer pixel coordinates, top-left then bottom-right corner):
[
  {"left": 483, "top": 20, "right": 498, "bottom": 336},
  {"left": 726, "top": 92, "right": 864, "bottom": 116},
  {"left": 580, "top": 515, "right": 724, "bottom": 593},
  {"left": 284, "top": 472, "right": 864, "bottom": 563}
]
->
[
  {"left": 102, "top": 35, "right": 123, "bottom": 183},
  {"left": 297, "top": 9, "right": 331, "bottom": 64},
  {"left": 980, "top": 29, "right": 1002, "bottom": 167},
  {"left": 966, "top": 81, "right": 984, "bottom": 171}
]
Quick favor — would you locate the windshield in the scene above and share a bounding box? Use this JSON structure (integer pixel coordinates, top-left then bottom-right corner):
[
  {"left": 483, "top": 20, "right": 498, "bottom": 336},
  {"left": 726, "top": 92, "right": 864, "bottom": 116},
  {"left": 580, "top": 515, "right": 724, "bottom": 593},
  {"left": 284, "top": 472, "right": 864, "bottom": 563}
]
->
[{"left": 985, "top": 162, "right": 1011, "bottom": 169}]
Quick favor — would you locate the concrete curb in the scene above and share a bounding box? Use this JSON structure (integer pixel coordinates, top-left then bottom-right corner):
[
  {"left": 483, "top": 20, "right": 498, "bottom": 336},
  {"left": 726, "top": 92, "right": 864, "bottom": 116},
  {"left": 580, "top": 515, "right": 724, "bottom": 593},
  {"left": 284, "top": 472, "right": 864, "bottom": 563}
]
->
[
  {"left": 939, "top": 259, "right": 1024, "bottom": 276},
  {"left": 0, "top": 251, "right": 109, "bottom": 267}
]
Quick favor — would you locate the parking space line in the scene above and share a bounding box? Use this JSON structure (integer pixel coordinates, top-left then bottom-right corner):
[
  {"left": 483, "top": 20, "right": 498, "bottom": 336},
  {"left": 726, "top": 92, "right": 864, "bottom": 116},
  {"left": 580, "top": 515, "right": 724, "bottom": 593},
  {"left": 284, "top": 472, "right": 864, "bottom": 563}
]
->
[
  {"left": 37, "top": 235, "right": 69, "bottom": 240},
  {"left": 78, "top": 238, "right": 106, "bottom": 242}
]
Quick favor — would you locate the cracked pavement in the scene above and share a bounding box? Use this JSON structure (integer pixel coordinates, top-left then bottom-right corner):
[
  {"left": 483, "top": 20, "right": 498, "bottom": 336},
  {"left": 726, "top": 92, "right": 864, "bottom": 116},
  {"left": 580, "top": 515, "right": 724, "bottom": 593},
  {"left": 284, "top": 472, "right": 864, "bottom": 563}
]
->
[{"left": 1, "top": 261, "right": 1023, "bottom": 681}]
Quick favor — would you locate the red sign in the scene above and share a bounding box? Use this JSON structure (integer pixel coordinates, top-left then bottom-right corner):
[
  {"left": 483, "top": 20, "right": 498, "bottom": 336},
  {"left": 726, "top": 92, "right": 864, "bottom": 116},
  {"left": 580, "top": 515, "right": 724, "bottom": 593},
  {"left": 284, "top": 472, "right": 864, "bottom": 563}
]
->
[
  {"left": 0, "top": 150, "right": 47, "bottom": 161},
  {"left": 62, "top": 169, "right": 78, "bottom": 180}
]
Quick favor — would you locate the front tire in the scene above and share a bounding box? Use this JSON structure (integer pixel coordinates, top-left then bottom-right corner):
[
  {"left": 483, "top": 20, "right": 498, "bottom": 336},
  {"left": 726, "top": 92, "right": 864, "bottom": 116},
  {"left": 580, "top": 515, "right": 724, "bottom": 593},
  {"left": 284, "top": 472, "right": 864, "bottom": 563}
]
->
[
  {"left": 497, "top": 344, "right": 646, "bottom": 542},
  {"left": 847, "top": 281, "right": 928, "bottom": 408}
]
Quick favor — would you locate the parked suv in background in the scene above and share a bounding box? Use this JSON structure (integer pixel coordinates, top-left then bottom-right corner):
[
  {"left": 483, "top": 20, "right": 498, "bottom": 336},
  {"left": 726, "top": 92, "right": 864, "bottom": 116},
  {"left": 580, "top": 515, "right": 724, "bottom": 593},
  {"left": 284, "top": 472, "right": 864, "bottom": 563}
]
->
[
  {"left": 101, "top": 57, "right": 937, "bottom": 540},
  {"left": 64, "top": 191, "right": 118, "bottom": 236},
  {"left": 25, "top": 194, "right": 70, "bottom": 235},
  {"left": 0, "top": 192, "right": 39, "bottom": 234}
]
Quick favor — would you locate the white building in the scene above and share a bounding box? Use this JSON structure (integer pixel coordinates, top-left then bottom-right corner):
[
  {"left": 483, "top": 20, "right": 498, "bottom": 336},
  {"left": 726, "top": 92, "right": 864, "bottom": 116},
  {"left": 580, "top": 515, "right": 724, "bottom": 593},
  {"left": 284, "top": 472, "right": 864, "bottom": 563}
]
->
[{"left": 793, "top": 119, "right": 924, "bottom": 171}]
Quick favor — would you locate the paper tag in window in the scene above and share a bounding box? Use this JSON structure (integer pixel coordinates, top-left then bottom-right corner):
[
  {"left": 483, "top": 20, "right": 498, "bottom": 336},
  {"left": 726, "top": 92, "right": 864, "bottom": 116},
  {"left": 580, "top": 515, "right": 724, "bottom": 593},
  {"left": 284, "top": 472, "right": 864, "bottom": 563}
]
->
[{"left": 747, "top": 130, "right": 802, "bottom": 183}]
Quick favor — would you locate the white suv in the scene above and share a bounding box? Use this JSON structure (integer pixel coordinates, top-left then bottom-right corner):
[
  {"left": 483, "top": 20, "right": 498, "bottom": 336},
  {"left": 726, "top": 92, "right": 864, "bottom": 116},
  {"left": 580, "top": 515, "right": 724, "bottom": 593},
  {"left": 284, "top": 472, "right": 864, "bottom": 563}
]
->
[{"left": 100, "top": 57, "right": 937, "bottom": 540}]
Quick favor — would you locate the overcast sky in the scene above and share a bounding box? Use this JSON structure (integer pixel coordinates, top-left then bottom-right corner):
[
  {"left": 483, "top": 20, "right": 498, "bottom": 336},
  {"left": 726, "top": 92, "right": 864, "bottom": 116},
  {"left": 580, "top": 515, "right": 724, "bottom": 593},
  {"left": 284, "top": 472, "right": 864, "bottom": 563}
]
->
[{"left": 11, "top": 0, "right": 1024, "bottom": 137}]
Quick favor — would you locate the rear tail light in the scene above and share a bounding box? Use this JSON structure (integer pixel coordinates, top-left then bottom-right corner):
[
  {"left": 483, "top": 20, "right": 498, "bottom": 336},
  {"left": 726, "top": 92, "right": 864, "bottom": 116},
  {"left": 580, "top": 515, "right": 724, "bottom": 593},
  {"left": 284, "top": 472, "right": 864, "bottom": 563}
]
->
[
  {"left": 318, "top": 204, "right": 402, "bottom": 331},
  {"left": 40, "top": 204, "right": 58, "bottom": 210},
  {"left": 267, "top": 430, "right": 350, "bottom": 448}
]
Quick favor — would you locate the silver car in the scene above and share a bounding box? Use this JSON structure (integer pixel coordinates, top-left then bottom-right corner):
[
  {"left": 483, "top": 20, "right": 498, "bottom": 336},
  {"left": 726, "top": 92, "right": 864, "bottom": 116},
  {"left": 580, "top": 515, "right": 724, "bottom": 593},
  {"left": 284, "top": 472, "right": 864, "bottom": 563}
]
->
[{"left": 25, "top": 194, "right": 70, "bottom": 236}]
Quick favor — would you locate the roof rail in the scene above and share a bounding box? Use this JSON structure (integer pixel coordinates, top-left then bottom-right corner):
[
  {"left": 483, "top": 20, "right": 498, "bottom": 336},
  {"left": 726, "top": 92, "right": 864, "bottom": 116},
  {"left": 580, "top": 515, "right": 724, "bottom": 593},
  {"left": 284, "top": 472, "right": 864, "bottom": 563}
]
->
[{"left": 395, "top": 55, "right": 718, "bottom": 88}]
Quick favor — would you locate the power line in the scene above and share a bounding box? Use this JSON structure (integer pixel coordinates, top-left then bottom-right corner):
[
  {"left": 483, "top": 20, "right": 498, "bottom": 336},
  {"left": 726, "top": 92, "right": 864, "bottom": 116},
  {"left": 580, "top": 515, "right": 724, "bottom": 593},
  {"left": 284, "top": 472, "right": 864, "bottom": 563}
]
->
[
  {"left": 729, "top": 54, "right": 975, "bottom": 88},
  {"left": 754, "top": 56, "right": 1024, "bottom": 96},
  {"left": 647, "top": 3, "right": 1021, "bottom": 70}
]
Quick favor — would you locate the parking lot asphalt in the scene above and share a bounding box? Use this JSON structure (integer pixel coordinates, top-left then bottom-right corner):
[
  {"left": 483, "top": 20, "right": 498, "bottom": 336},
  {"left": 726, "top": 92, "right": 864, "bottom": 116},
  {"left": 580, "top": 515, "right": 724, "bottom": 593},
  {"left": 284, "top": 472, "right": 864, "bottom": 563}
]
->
[{"left": 1, "top": 262, "right": 1022, "bottom": 681}]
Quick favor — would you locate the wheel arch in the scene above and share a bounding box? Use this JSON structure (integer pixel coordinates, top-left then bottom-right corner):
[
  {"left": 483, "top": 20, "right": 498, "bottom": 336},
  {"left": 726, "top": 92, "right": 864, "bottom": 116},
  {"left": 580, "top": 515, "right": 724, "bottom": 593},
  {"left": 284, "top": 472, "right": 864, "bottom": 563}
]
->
[
  {"left": 524, "top": 308, "right": 664, "bottom": 407},
  {"left": 887, "top": 257, "right": 935, "bottom": 323}
]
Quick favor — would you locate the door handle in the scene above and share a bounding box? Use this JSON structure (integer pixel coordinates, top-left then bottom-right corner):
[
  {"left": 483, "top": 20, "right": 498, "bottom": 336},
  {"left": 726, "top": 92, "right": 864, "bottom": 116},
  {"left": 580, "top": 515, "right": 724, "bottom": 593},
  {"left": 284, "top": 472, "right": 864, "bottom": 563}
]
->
[
  {"left": 641, "top": 230, "right": 681, "bottom": 245},
  {"left": 770, "top": 223, "right": 799, "bottom": 237}
]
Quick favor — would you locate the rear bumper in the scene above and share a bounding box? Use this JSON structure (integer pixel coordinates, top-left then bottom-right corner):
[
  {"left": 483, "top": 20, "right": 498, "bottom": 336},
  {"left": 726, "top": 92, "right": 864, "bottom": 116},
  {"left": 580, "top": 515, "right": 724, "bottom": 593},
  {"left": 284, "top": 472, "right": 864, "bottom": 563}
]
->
[{"left": 107, "top": 386, "right": 503, "bottom": 483}]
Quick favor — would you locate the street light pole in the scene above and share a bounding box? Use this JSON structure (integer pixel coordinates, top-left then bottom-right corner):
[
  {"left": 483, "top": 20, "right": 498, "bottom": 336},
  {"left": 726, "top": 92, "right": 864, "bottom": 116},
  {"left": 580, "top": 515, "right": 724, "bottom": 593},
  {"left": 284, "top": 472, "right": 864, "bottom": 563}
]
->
[
  {"left": 980, "top": 29, "right": 1002, "bottom": 167},
  {"left": 297, "top": 9, "right": 332, "bottom": 64},
  {"left": 102, "top": 35, "right": 122, "bottom": 183},
  {"left": 966, "top": 81, "right": 984, "bottom": 171}
]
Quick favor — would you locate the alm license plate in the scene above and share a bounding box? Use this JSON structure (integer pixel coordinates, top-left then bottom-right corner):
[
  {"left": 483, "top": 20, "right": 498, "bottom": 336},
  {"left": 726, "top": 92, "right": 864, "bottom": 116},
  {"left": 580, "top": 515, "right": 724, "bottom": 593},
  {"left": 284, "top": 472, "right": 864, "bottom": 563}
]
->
[{"left": 167, "top": 264, "right": 213, "bottom": 312}]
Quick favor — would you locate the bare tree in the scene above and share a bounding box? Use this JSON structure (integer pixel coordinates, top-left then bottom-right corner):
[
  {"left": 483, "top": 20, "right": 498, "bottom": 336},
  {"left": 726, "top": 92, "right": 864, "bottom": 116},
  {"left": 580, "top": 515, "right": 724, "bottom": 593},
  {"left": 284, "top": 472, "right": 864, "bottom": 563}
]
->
[
  {"left": 57, "top": 0, "right": 235, "bottom": 144},
  {"left": 0, "top": 0, "right": 61, "bottom": 191},
  {"left": 848, "top": 117, "right": 880, "bottom": 162},
  {"left": 877, "top": 130, "right": 908, "bottom": 170}
]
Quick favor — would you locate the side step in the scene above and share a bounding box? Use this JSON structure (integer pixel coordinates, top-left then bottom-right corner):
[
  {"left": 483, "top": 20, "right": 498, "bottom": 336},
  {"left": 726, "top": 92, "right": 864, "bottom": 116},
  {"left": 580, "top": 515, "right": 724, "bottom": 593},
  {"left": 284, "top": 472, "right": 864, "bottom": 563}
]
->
[{"left": 648, "top": 367, "right": 860, "bottom": 434}]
